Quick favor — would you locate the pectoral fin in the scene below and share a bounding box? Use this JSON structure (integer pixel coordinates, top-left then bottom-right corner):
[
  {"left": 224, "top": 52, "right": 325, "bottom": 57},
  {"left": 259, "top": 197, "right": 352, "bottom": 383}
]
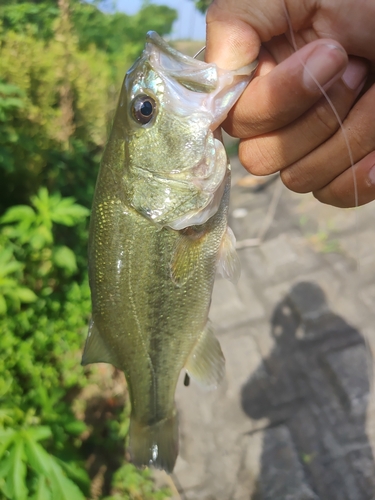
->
[
  {"left": 81, "top": 319, "right": 120, "bottom": 368},
  {"left": 216, "top": 226, "right": 241, "bottom": 284},
  {"left": 170, "top": 227, "right": 208, "bottom": 286},
  {"left": 185, "top": 323, "right": 225, "bottom": 389},
  {"left": 170, "top": 235, "right": 195, "bottom": 286}
]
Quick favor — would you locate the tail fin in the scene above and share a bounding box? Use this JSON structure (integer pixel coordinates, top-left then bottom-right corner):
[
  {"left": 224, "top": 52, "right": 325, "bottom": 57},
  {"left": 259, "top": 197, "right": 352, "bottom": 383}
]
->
[{"left": 129, "top": 412, "right": 178, "bottom": 473}]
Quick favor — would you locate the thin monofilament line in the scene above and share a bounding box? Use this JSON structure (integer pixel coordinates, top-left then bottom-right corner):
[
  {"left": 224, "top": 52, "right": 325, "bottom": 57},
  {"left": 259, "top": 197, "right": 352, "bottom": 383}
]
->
[
  {"left": 281, "top": 1, "right": 372, "bottom": 390},
  {"left": 193, "top": 46, "right": 206, "bottom": 59},
  {"left": 281, "top": 0, "right": 358, "bottom": 209}
]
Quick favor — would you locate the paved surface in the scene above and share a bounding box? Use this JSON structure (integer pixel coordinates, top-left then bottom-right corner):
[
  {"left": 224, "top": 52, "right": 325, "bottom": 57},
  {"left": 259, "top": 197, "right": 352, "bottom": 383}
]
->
[{"left": 170, "top": 156, "right": 375, "bottom": 500}]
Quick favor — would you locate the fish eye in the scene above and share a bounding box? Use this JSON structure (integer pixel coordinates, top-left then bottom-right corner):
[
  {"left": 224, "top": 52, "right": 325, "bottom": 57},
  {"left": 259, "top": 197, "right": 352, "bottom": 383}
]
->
[{"left": 131, "top": 94, "right": 156, "bottom": 125}]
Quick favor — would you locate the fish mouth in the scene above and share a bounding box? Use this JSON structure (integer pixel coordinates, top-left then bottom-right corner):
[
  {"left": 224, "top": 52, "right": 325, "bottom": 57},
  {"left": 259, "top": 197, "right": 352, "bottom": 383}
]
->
[
  {"left": 145, "top": 31, "right": 219, "bottom": 93},
  {"left": 145, "top": 31, "right": 258, "bottom": 127}
]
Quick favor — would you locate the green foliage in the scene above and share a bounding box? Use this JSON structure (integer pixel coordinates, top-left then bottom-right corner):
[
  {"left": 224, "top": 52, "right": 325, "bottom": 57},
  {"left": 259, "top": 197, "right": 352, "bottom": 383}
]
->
[
  {"left": 0, "top": 2, "right": 59, "bottom": 39},
  {"left": 0, "top": 189, "right": 169, "bottom": 498},
  {"left": 0, "top": 426, "right": 88, "bottom": 500},
  {"left": 0, "top": 24, "right": 111, "bottom": 209},
  {"left": 72, "top": 2, "right": 177, "bottom": 61},
  {"left": 2, "top": 187, "right": 89, "bottom": 247},
  {"left": 0, "top": 245, "right": 36, "bottom": 315},
  {"left": 0, "top": 1, "right": 177, "bottom": 52},
  {"left": 191, "top": 0, "right": 212, "bottom": 14},
  {"left": 0, "top": 81, "right": 24, "bottom": 121},
  {"left": 104, "top": 463, "right": 171, "bottom": 500},
  {"left": 0, "top": 1, "right": 177, "bottom": 210},
  {"left": 0, "top": 189, "right": 92, "bottom": 499}
]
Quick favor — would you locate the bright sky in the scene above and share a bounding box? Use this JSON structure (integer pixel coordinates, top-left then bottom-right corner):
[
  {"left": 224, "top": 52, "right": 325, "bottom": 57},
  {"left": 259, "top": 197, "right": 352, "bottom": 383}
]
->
[{"left": 116, "top": 0, "right": 207, "bottom": 40}]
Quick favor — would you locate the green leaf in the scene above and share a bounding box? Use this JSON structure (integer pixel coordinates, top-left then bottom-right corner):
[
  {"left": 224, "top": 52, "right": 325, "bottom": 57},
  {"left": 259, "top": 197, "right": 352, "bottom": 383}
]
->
[
  {"left": 15, "top": 287, "right": 38, "bottom": 304},
  {"left": 63, "top": 420, "right": 87, "bottom": 436},
  {"left": 30, "top": 232, "right": 49, "bottom": 250},
  {"left": 1, "top": 205, "right": 35, "bottom": 225},
  {"left": 0, "top": 260, "right": 23, "bottom": 277},
  {"left": 0, "top": 454, "right": 13, "bottom": 480},
  {"left": 15, "top": 287, "right": 38, "bottom": 303},
  {"left": 52, "top": 246, "right": 77, "bottom": 274},
  {"left": 4, "top": 437, "right": 28, "bottom": 500},
  {"left": 0, "top": 428, "right": 16, "bottom": 461},
  {"left": 31, "top": 187, "right": 49, "bottom": 211},
  {"left": 49, "top": 459, "right": 85, "bottom": 500},
  {"left": 0, "top": 408, "right": 14, "bottom": 425},
  {"left": 31, "top": 475, "right": 51, "bottom": 500},
  {"left": 0, "top": 247, "right": 15, "bottom": 265},
  {"left": 26, "top": 426, "right": 52, "bottom": 443},
  {"left": 0, "top": 82, "right": 25, "bottom": 97},
  {"left": 24, "top": 436, "right": 51, "bottom": 476},
  {"left": 51, "top": 203, "right": 90, "bottom": 227},
  {"left": 56, "top": 458, "right": 90, "bottom": 492},
  {"left": 0, "top": 295, "right": 7, "bottom": 315}
]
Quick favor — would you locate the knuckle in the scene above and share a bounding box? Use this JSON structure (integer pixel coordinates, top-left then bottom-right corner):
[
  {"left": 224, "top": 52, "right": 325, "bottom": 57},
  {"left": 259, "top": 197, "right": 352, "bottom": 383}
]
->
[
  {"left": 280, "top": 165, "right": 311, "bottom": 193},
  {"left": 309, "top": 100, "right": 341, "bottom": 138},
  {"left": 239, "top": 138, "right": 280, "bottom": 175},
  {"left": 313, "top": 184, "right": 347, "bottom": 208}
]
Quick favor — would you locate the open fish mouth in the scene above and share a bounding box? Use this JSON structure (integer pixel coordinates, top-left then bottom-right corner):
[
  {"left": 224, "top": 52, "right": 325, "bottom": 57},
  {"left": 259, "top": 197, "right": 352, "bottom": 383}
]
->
[
  {"left": 149, "top": 31, "right": 257, "bottom": 230},
  {"left": 145, "top": 31, "right": 258, "bottom": 129}
]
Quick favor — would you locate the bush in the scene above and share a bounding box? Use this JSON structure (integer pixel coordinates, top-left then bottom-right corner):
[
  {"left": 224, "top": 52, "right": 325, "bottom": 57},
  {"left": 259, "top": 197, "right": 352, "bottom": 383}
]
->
[{"left": 0, "top": 189, "right": 171, "bottom": 499}]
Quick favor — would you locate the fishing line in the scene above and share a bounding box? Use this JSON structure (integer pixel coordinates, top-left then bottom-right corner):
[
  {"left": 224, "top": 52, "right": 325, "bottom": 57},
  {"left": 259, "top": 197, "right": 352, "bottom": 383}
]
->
[
  {"left": 236, "top": 178, "right": 284, "bottom": 249},
  {"left": 281, "top": 0, "right": 358, "bottom": 209},
  {"left": 281, "top": 1, "right": 374, "bottom": 394},
  {"left": 193, "top": 46, "right": 206, "bottom": 59}
]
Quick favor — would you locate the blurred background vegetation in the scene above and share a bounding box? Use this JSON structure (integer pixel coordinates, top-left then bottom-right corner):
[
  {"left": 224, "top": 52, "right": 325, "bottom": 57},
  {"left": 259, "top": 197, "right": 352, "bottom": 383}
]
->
[{"left": 0, "top": 0, "right": 209, "bottom": 498}]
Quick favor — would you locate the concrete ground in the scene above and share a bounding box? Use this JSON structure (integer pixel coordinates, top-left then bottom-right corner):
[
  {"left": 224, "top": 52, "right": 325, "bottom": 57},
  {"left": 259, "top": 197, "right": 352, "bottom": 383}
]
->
[{"left": 169, "top": 156, "right": 375, "bottom": 500}]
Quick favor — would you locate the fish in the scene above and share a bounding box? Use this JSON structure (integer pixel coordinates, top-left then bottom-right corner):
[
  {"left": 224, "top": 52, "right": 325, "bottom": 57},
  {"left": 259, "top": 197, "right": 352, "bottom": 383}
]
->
[{"left": 82, "top": 31, "right": 258, "bottom": 473}]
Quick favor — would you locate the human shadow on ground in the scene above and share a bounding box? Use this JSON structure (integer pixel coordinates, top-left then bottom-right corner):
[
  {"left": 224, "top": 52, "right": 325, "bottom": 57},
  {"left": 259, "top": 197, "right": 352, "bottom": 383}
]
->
[{"left": 241, "top": 281, "right": 375, "bottom": 500}]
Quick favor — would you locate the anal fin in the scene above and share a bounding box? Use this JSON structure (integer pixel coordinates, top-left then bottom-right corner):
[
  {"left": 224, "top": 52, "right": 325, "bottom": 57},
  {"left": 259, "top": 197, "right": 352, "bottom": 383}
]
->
[
  {"left": 185, "top": 323, "right": 225, "bottom": 389},
  {"left": 81, "top": 319, "right": 119, "bottom": 368}
]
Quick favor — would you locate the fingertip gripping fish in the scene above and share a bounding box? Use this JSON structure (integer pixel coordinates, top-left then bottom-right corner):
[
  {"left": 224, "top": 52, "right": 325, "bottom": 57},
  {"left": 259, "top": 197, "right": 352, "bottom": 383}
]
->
[{"left": 82, "top": 32, "right": 257, "bottom": 473}]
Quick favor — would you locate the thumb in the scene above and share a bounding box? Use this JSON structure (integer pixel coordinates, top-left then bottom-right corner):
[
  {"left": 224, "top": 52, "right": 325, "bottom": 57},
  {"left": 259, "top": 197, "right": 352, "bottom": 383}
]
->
[
  {"left": 206, "top": 0, "right": 309, "bottom": 70},
  {"left": 205, "top": 2, "right": 260, "bottom": 70}
]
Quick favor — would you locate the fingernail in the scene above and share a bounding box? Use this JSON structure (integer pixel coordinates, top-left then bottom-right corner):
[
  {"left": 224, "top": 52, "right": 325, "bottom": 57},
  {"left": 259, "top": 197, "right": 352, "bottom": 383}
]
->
[
  {"left": 342, "top": 57, "right": 368, "bottom": 90},
  {"left": 303, "top": 44, "right": 347, "bottom": 92},
  {"left": 368, "top": 164, "right": 375, "bottom": 186}
]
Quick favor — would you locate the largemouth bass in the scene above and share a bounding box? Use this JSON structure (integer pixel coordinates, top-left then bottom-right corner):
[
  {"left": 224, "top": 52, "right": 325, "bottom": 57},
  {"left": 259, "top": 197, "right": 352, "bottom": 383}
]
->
[{"left": 82, "top": 32, "right": 257, "bottom": 473}]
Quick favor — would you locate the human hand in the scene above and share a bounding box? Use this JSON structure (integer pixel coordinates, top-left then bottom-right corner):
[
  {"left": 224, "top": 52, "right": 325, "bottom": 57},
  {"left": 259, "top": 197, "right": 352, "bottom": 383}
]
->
[{"left": 206, "top": 0, "right": 375, "bottom": 207}]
